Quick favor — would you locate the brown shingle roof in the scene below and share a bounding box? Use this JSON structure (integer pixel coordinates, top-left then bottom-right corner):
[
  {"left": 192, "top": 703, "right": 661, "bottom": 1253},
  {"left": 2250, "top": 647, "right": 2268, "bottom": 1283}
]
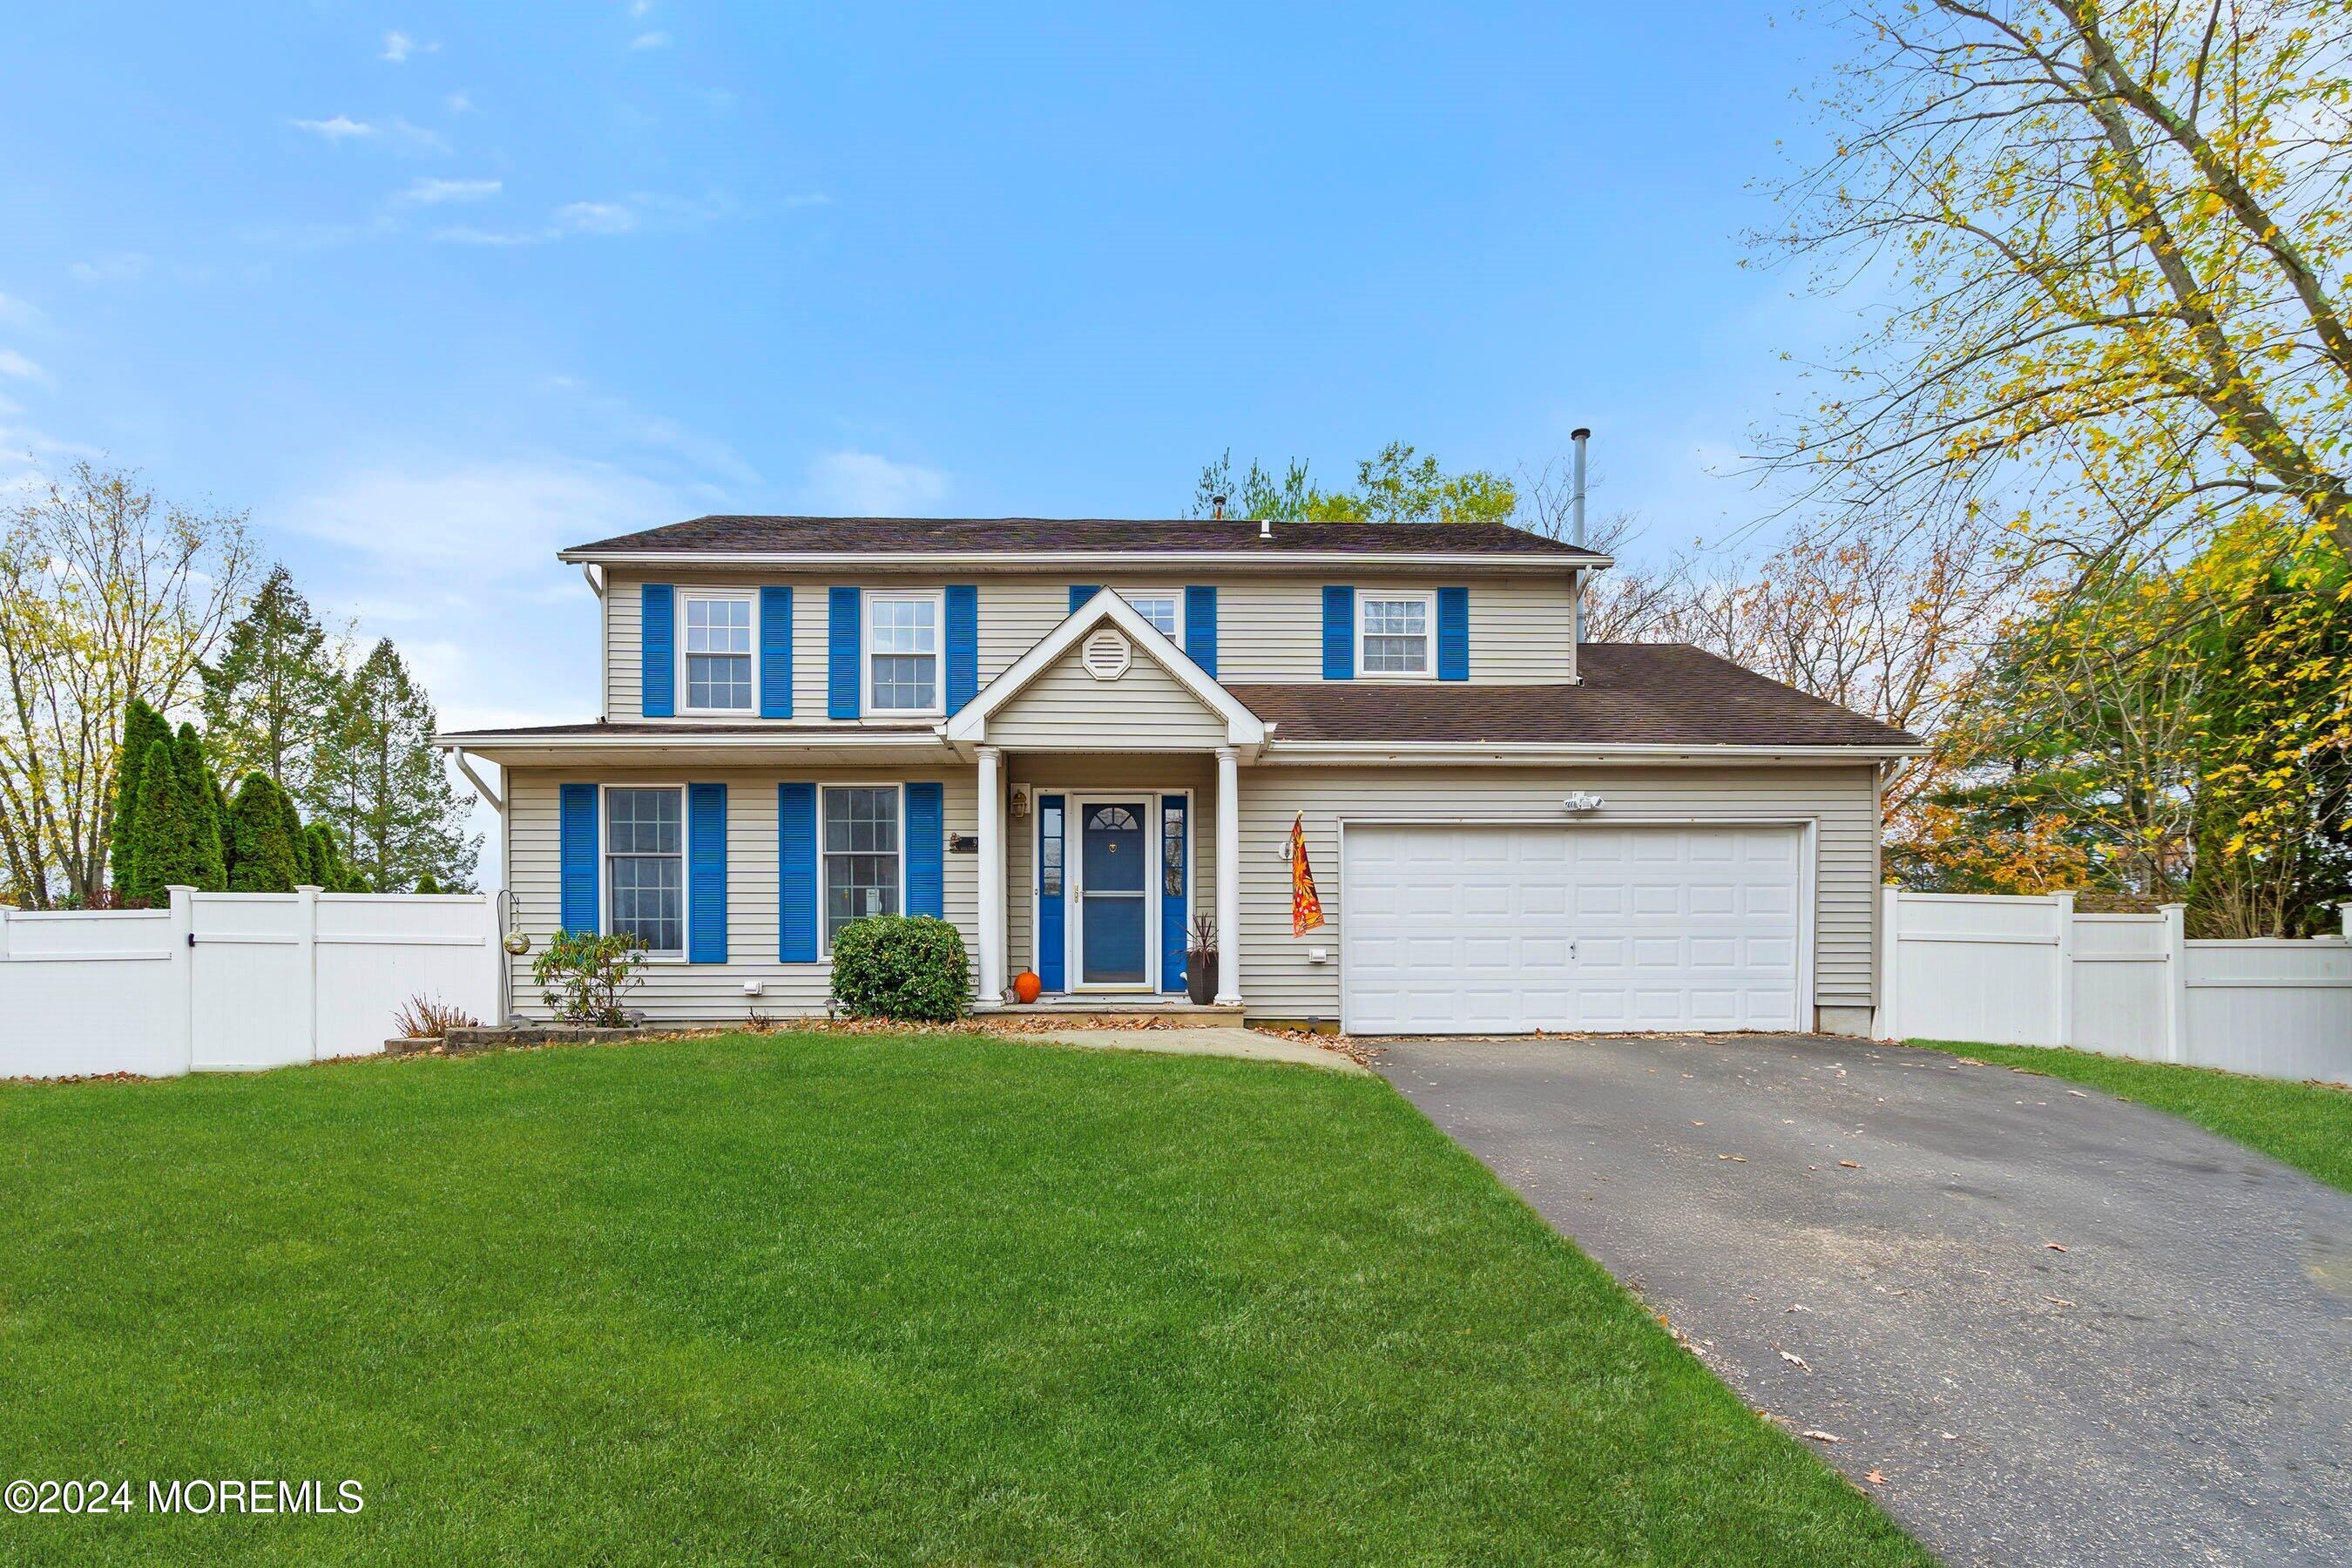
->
[
  {"left": 564, "top": 515, "right": 1602, "bottom": 561},
  {"left": 436, "top": 720, "right": 940, "bottom": 740},
  {"left": 1227, "top": 645, "right": 1919, "bottom": 749}
]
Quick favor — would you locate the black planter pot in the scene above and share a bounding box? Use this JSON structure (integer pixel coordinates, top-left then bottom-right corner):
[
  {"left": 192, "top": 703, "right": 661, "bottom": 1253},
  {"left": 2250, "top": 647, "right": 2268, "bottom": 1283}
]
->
[{"left": 1186, "top": 951, "right": 1218, "bottom": 1005}]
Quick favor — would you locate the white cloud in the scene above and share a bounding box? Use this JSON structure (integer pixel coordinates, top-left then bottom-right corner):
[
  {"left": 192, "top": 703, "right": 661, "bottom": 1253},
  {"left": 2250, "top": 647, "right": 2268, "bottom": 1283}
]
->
[
  {"left": 70, "top": 252, "right": 152, "bottom": 282},
  {"left": 399, "top": 176, "right": 501, "bottom": 204},
  {"left": 805, "top": 450, "right": 948, "bottom": 516},
  {"left": 0, "top": 349, "right": 52, "bottom": 385},
  {"left": 0, "top": 292, "right": 44, "bottom": 329},
  {"left": 446, "top": 92, "right": 472, "bottom": 114},
  {"left": 284, "top": 456, "right": 683, "bottom": 580},
  {"left": 292, "top": 114, "right": 375, "bottom": 141},
  {"left": 289, "top": 115, "right": 449, "bottom": 152},
  {"left": 630, "top": 30, "right": 672, "bottom": 49},
  {"left": 552, "top": 200, "right": 638, "bottom": 234},
  {"left": 429, "top": 225, "right": 536, "bottom": 247},
  {"left": 382, "top": 31, "right": 414, "bottom": 62},
  {"left": 629, "top": 0, "right": 655, "bottom": 16}
]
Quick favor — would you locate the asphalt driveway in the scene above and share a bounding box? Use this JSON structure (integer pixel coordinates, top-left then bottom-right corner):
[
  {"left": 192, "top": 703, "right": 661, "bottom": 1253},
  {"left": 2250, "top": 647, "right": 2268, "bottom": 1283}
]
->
[{"left": 1376, "top": 1033, "right": 2352, "bottom": 1567}]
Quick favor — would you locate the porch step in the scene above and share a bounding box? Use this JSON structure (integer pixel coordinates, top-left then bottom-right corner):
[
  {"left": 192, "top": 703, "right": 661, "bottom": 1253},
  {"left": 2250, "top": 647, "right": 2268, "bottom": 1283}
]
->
[{"left": 980, "top": 1001, "right": 1244, "bottom": 1028}]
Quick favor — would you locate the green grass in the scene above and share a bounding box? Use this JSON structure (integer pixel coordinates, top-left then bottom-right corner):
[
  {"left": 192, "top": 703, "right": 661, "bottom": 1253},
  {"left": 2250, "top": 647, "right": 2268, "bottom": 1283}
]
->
[
  {"left": 1910, "top": 1039, "right": 2352, "bottom": 1193},
  {"left": 1, "top": 1032, "right": 1922, "bottom": 1565}
]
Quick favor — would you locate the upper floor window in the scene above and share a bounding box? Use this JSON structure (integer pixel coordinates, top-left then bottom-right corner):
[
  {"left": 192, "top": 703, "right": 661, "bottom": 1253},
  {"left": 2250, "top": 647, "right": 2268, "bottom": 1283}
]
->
[
  {"left": 682, "top": 591, "right": 754, "bottom": 713},
  {"left": 1118, "top": 591, "right": 1180, "bottom": 639},
  {"left": 605, "top": 786, "right": 684, "bottom": 956},
  {"left": 1359, "top": 592, "right": 1435, "bottom": 677},
  {"left": 865, "top": 591, "right": 941, "bottom": 713}
]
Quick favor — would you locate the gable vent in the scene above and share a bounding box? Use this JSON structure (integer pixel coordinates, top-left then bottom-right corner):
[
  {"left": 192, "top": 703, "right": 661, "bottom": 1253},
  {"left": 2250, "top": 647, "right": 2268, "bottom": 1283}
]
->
[{"left": 1081, "top": 628, "right": 1132, "bottom": 681}]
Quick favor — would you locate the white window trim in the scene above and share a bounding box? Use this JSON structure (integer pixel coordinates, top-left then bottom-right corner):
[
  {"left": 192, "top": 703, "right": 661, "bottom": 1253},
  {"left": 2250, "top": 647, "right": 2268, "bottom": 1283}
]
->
[
  {"left": 862, "top": 589, "right": 946, "bottom": 718},
  {"left": 600, "top": 781, "right": 691, "bottom": 963},
  {"left": 677, "top": 587, "right": 760, "bottom": 718},
  {"left": 817, "top": 781, "right": 908, "bottom": 957},
  {"left": 1115, "top": 589, "right": 1183, "bottom": 642},
  {"left": 1355, "top": 589, "right": 1437, "bottom": 680}
]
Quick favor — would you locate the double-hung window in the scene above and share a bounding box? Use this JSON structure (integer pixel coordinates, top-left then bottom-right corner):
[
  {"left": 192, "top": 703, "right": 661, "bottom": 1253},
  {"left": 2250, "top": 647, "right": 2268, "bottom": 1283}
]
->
[
  {"left": 1117, "top": 591, "right": 1180, "bottom": 639},
  {"left": 865, "top": 592, "right": 941, "bottom": 714},
  {"left": 681, "top": 591, "right": 754, "bottom": 713},
  {"left": 606, "top": 786, "right": 684, "bottom": 956},
  {"left": 1358, "top": 591, "right": 1435, "bottom": 677},
  {"left": 822, "top": 785, "right": 901, "bottom": 947}
]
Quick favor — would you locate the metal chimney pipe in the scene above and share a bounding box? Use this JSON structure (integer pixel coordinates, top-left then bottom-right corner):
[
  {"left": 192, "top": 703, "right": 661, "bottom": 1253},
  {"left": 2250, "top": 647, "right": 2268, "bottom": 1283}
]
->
[{"left": 1569, "top": 427, "right": 1590, "bottom": 548}]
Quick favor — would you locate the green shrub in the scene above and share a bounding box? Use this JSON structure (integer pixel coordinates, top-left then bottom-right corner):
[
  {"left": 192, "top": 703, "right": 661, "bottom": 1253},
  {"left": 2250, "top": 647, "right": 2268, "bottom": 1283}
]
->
[
  {"left": 829, "top": 915, "right": 970, "bottom": 1022},
  {"left": 533, "top": 930, "right": 648, "bottom": 1027},
  {"left": 226, "top": 774, "right": 301, "bottom": 892}
]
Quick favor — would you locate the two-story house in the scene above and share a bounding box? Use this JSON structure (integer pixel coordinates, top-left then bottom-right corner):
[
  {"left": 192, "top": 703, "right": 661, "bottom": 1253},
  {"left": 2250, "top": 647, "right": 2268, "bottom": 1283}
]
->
[{"left": 438, "top": 517, "right": 1919, "bottom": 1035}]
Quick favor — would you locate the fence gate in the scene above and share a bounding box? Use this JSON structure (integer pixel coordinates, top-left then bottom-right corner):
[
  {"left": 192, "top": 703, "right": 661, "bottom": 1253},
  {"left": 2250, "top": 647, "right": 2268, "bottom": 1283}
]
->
[{"left": 189, "top": 893, "right": 318, "bottom": 1071}]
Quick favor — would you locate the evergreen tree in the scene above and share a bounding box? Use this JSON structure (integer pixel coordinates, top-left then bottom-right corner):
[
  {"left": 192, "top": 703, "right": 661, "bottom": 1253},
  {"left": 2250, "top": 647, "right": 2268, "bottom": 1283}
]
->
[
  {"left": 125, "top": 739, "right": 221, "bottom": 900},
  {"left": 415, "top": 872, "right": 443, "bottom": 895},
  {"left": 314, "top": 639, "right": 479, "bottom": 893},
  {"left": 226, "top": 774, "right": 302, "bottom": 893},
  {"left": 200, "top": 565, "right": 340, "bottom": 802},
  {"left": 108, "top": 698, "right": 174, "bottom": 895},
  {"left": 170, "top": 723, "right": 227, "bottom": 889}
]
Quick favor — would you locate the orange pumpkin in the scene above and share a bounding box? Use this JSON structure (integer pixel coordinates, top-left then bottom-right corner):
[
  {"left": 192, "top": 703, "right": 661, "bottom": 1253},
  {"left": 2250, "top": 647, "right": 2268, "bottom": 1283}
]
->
[{"left": 1011, "top": 970, "right": 1044, "bottom": 1004}]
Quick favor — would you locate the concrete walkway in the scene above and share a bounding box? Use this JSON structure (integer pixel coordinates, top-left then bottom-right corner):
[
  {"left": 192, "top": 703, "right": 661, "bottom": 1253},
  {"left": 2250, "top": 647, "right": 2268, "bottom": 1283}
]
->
[
  {"left": 1377, "top": 1032, "right": 2352, "bottom": 1566},
  {"left": 1026, "top": 1026, "right": 1364, "bottom": 1072}
]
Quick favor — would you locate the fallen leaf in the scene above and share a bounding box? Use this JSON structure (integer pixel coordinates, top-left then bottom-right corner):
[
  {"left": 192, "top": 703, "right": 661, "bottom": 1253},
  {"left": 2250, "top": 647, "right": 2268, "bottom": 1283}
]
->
[
  {"left": 2066, "top": 1089, "right": 2089, "bottom": 1098},
  {"left": 1839, "top": 1160, "right": 1862, "bottom": 1169},
  {"left": 1778, "top": 1349, "right": 1810, "bottom": 1371},
  {"left": 1940, "top": 1431, "right": 1957, "bottom": 1441},
  {"left": 2044, "top": 1295, "right": 2077, "bottom": 1308},
  {"left": 1720, "top": 1153, "right": 1747, "bottom": 1162},
  {"left": 1692, "top": 1119, "right": 1707, "bottom": 1126},
  {"left": 1865, "top": 1470, "right": 1885, "bottom": 1485},
  {"left": 1785, "top": 1303, "right": 1813, "bottom": 1313},
  {"left": 1802, "top": 1429, "right": 1842, "bottom": 1443},
  {"left": 2044, "top": 1242, "right": 2069, "bottom": 1253}
]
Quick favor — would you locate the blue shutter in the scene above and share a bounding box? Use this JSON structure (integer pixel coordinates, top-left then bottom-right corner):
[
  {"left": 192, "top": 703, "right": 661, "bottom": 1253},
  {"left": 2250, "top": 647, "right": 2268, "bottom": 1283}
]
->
[
  {"left": 1184, "top": 585, "right": 1218, "bottom": 675},
  {"left": 945, "top": 585, "right": 978, "bottom": 713},
  {"left": 559, "top": 783, "right": 599, "bottom": 933},
  {"left": 1437, "top": 586, "right": 1470, "bottom": 681},
  {"left": 1322, "top": 586, "right": 1355, "bottom": 679},
  {"left": 1069, "top": 585, "right": 1099, "bottom": 613},
  {"left": 759, "top": 586, "right": 793, "bottom": 718},
  {"left": 778, "top": 783, "right": 817, "bottom": 961},
  {"left": 640, "top": 585, "right": 675, "bottom": 717},
  {"left": 905, "top": 782, "right": 943, "bottom": 918},
  {"left": 828, "top": 587, "right": 861, "bottom": 719},
  {"left": 687, "top": 783, "right": 727, "bottom": 963},
  {"left": 1160, "top": 794, "right": 1188, "bottom": 993},
  {"left": 1037, "top": 794, "right": 1065, "bottom": 991}
]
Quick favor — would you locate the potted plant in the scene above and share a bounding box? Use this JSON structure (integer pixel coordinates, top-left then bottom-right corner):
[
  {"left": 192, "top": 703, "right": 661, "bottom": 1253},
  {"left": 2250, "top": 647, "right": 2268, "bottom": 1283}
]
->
[{"left": 1185, "top": 914, "right": 1219, "bottom": 1004}]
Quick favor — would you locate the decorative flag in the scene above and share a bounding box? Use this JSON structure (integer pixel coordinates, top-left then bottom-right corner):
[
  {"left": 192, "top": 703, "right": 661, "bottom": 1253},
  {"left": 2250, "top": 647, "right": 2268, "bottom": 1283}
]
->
[{"left": 1289, "top": 812, "right": 1325, "bottom": 936}]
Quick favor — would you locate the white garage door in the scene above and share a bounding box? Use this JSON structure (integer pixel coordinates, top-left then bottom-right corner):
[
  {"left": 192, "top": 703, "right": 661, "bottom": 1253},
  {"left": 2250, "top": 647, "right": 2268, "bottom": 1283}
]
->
[{"left": 1340, "top": 823, "right": 1804, "bottom": 1035}]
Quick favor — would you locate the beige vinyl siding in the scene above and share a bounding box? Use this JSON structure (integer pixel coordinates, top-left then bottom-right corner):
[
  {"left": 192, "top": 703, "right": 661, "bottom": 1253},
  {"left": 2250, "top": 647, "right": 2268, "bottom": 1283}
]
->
[
  {"left": 602, "top": 570, "right": 1585, "bottom": 721},
  {"left": 505, "top": 766, "right": 978, "bottom": 1023},
  {"left": 1004, "top": 753, "right": 1217, "bottom": 981},
  {"left": 987, "top": 642, "right": 1229, "bottom": 749},
  {"left": 1233, "top": 764, "right": 1882, "bottom": 1024}
]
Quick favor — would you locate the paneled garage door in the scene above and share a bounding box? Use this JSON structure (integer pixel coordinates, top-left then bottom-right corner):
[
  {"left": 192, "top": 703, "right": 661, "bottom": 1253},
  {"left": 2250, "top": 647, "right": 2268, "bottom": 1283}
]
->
[{"left": 1339, "top": 823, "right": 1804, "bottom": 1035}]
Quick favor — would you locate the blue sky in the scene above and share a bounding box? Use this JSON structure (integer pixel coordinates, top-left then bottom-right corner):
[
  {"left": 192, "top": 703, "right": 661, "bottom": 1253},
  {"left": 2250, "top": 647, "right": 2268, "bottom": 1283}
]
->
[{"left": 3, "top": 2, "right": 1853, "bottom": 759}]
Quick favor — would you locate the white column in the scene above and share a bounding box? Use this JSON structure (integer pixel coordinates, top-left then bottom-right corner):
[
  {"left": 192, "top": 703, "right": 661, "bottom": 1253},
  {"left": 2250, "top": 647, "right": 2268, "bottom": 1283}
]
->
[
  {"left": 976, "top": 747, "right": 1005, "bottom": 1004},
  {"left": 1213, "top": 747, "right": 1242, "bottom": 1006},
  {"left": 296, "top": 884, "right": 321, "bottom": 1062},
  {"left": 168, "top": 885, "right": 195, "bottom": 1077}
]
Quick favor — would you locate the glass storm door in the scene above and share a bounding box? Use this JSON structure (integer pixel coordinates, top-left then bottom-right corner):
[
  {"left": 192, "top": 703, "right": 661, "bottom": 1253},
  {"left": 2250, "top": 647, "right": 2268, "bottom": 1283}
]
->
[{"left": 1078, "top": 801, "right": 1149, "bottom": 985}]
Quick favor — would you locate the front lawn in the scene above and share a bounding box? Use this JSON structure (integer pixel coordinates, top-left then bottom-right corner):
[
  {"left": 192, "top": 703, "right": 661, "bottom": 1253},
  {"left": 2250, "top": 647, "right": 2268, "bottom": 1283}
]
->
[
  {"left": 1910, "top": 1039, "right": 2352, "bottom": 1194},
  {"left": 0, "top": 1032, "right": 1920, "bottom": 1565}
]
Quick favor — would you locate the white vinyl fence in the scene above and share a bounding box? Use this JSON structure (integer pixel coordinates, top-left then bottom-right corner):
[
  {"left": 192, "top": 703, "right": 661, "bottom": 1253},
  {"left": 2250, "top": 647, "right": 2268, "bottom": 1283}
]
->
[
  {"left": 1875, "top": 889, "right": 2352, "bottom": 1085},
  {"left": 2, "top": 886, "right": 500, "bottom": 1080}
]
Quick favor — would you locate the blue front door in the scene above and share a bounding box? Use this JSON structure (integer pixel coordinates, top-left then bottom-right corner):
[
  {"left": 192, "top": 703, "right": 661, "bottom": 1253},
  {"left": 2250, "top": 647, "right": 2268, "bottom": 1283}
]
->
[{"left": 1079, "top": 801, "right": 1149, "bottom": 985}]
